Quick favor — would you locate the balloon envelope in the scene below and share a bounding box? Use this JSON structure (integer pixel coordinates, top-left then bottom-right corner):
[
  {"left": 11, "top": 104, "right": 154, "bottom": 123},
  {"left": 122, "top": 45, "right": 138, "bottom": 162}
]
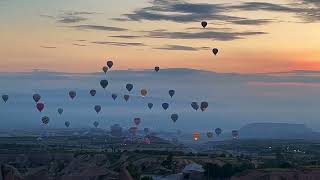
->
[
  {"left": 191, "top": 102, "right": 199, "bottom": 111},
  {"left": 212, "top": 48, "right": 219, "bottom": 55},
  {"left": 193, "top": 132, "right": 200, "bottom": 141},
  {"left": 134, "top": 118, "right": 141, "bottom": 126},
  {"left": 107, "top": 61, "right": 113, "bottom": 69},
  {"left": 90, "top": 89, "right": 97, "bottom": 97},
  {"left": 143, "top": 137, "right": 151, "bottom": 144},
  {"left": 65, "top": 121, "right": 70, "bottom": 128},
  {"left": 94, "top": 105, "right": 101, "bottom": 114},
  {"left": 41, "top": 116, "right": 49, "bottom": 125},
  {"left": 207, "top": 132, "right": 213, "bottom": 138},
  {"left": 169, "top": 90, "right": 175, "bottom": 98},
  {"left": 93, "top": 121, "right": 99, "bottom": 128},
  {"left": 171, "top": 114, "right": 179, "bottom": 123},
  {"left": 2, "top": 95, "right": 8, "bottom": 103},
  {"left": 36, "top": 103, "right": 45, "bottom": 112},
  {"left": 162, "top": 103, "right": 169, "bottom": 110},
  {"left": 102, "top": 66, "right": 108, "bottom": 74},
  {"left": 215, "top": 128, "right": 222, "bottom": 136},
  {"left": 58, "top": 108, "right": 63, "bottom": 115},
  {"left": 69, "top": 91, "right": 76, "bottom": 99},
  {"left": 112, "top": 93, "right": 118, "bottom": 100},
  {"left": 154, "top": 66, "right": 160, "bottom": 72},
  {"left": 201, "top": 21, "right": 208, "bottom": 28},
  {"left": 141, "top": 89, "right": 148, "bottom": 97},
  {"left": 33, "top": 94, "right": 41, "bottom": 103},
  {"left": 200, "top": 101, "right": 209, "bottom": 111},
  {"left": 100, "top": 80, "right": 108, "bottom": 89},
  {"left": 147, "top": 103, "right": 153, "bottom": 110},
  {"left": 126, "top": 83, "right": 133, "bottom": 92},
  {"left": 124, "top": 95, "right": 130, "bottom": 102}
]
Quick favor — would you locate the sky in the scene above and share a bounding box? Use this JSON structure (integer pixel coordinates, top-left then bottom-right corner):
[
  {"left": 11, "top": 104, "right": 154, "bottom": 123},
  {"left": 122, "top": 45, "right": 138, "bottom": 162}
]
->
[{"left": 0, "top": 0, "right": 319, "bottom": 73}]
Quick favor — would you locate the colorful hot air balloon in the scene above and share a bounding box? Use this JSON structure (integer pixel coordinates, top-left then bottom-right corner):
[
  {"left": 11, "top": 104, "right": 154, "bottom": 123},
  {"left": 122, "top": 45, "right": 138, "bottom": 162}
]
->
[
  {"left": 147, "top": 103, "right": 153, "bottom": 110},
  {"left": 200, "top": 101, "right": 209, "bottom": 111},
  {"left": 143, "top": 137, "right": 151, "bottom": 145},
  {"left": 33, "top": 94, "right": 41, "bottom": 103},
  {"left": 36, "top": 102, "right": 45, "bottom": 112},
  {"left": 94, "top": 105, "right": 101, "bottom": 114},
  {"left": 100, "top": 80, "right": 108, "bottom": 89},
  {"left": 2, "top": 95, "right": 8, "bottom": 103},
  {"left": 90, "top": 89, "right": 97, "bottom": 97},
  {"left": 171, "top": 114, "right": 179, "bottom": 123},
  {"left": 169, "top": 90, "right": 175, "bottom": 98},
  {"left": 124, "top": 95, "right": 130, "bottom": 102},
  {"left": 65, "top": 121, "right": 70, "bottom": 128},
  {"left": 112, "top": 93, "right": 118, "bottom": 101},
  {"left": 141, "top": 89, "right": 148, "bottom": 97},
  {"left": 41, "top": 116, "right": 50, "bottom": 125},
  {"left": 162, "top": 103, "right": 169, "bottom": 110},
  {"left": 93, "top": 121, "right": 99, "bottom": 128},
  {"left": 193, "top": 132, "right": 200, "bottom": 141},
  {"left": 126, "top": 83, "right": 133, "bottom": 92},
  {"left": 201, "top": 21, "right": 208, "bottom": 28},
  {"left": 212, "top": 48, "right": 219, "bottom": 55},
  {"left": 207, "top": 132, "right": 213, "bottom": 138},
  {"left": 154, "top": 66, "right": 160, "bottom": 72},
  {"left": 107, "top": 60, "right": 113, "bottom": 69},
  {"left": 102, "top": 66, "right": 108, "bottom": 74},
  {"left": 191, "top": 102, "right": 199, "bottom": 111},
  {"left": 232, "top": 130, "right": 239, "bottom": 139},
  {"left": 58, "top": 108, "right": 63, "bottom": 115},
  {"left": 215, "top": 128, "right": 222, "bottom": 136},
  {"left": 134, "top": 118, "right": 141, "bottom": 126},
  {"left": 69, "top": 91, "right": 76, "bottom": 100}
]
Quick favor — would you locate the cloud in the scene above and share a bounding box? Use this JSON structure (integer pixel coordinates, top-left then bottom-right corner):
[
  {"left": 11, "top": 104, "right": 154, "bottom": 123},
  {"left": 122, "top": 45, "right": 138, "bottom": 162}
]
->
[
  {"left": 72, "top": 43, "right": 86, "bottom": 47},
  {"left": 58, "top": 16, "right": 88, "bottom": 23},
  {"left": 40, "top": 46, "right": 57, "bottom": 49},
  {"left": 42, "top": 11, "right": 96, "bottom": 24},
  {"left": 154, "top": 45, "right": 209, "bottom": 51},
  {"left": 115, "top": 0, "right": 273, "bottom": 26},
  {"left": 109, "top": 35, "right": 143, "bottom": 39},
  {"left": 91, "top": 41, "right": 146, "bottom": 47},
  {"left": 72, "top": 25, "right": 127, "bottom": 31},
  {"left": 145, "top": 30, "right": 266, "bottom": 41}
]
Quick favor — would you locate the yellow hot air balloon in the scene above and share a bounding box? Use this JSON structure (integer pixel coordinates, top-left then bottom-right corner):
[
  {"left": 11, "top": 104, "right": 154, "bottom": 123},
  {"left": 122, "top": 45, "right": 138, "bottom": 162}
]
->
[{"left": 141, "top": 89, "right": 148, "bottom": 97}]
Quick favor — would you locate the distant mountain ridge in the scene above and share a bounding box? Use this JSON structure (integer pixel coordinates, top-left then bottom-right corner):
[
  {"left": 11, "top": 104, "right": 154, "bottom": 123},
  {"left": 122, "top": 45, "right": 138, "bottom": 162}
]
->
[{"left": 239, "top": 123, "right": 320, "bottom": 139}]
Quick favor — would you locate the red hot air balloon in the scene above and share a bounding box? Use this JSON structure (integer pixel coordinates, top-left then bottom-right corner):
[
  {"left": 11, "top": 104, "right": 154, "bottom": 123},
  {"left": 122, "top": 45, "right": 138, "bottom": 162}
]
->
[
  {"left": 36, "top": 103, "right": 45, "bottom": 112},
  {"left": 134, "top": 118, "right": 141, "bottom": 126}
]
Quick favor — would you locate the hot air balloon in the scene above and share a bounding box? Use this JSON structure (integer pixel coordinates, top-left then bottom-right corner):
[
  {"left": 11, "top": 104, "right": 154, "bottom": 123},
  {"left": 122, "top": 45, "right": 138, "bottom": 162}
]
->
[
  {"left": 93, "top": 121, "right": 99, "bottom": 128},
  {"left": 112, "top": 93, "right": 118, "bottom": 101},
  {"left": 200, "top": 101, "right": 209, "bottom": 111},
  {"left": 100, "top": 80, "right": 108, "bottom": 89},
  {"left": 154, "top": 66, "right": 160, "bottom": 72},
  {"left": 147, "top": 103, "right": 153, "bottom": 110},
  {"left": 143, "top": 137, "right": 151, "bottom": 145},
  {"left": 141, "top": 89, "right": 148, "bottom": 97},
  {"left": 193, "top": 132, "right": 200, "bottom": 141},
  {"left": 134, "top": 118, "right": 141, "bottom": 126},
  {"left": 58, "top": 108, "right": 63, "bottom": 115},
  {"left": 232, "top": 130, "right": 239, "bottom": 139},
  {"left": 94, "top": 105, "right": 101, "bottom": 114},
  {"left": 69, "top": 91, "right": 76, "bottom": 100},
  {"left": 162, "top": 103, "right": 169, "bottom": 110},
  {"left": 2, "top": 95, "right": 8, "bottom": 103},
  {"left": 169, "top": 90, "right": 175, "bottom": 98},
  {"left": 207, "top": 132, "right": 213, "bottom": 138},
  {"left": 215, "top": 128, "right": 222, "bottom": 136},
  {"left": 201, "top": 21, "right": 208, "bottom": 28},
  {"left": 212, "top": 48, "right": 219, "bottom": 56},
  {"left": 90, "top": 89, "right": 97, "bottom": 97},
  {"left": 144, "top": 128, "right": 150, "bottom": 135},
  {"left": 191, "top": 102, "right": 199, "bottom": 111},
  {"left": 126, "top": 83, "right": 133, "bottom": 92},
  {"left": 171, "top": 114, "right": 179, "bottom": 123},
  {"left": 102, "top": 66, "right": 108, "bottom": 74},
  {"left": 36, "top": 103, "right": 45, "bottom": 112},
  {"left": 41, "top": 116, "right": 50, "bottom": 125},
  {"left": 65, "top": 121, "right": 70, "bottom": 128},
  {"left": 107, "top": 60, "right": 113, "bottom": 69},
  {"left": 124, "top": 95, "right": 130, "bottom": 102},
  {"left": 33, "top": 94, "right": 41, "bottom": 103},
  {"left": 129, "top": 127, "right": 138, "bottom": 136}
]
